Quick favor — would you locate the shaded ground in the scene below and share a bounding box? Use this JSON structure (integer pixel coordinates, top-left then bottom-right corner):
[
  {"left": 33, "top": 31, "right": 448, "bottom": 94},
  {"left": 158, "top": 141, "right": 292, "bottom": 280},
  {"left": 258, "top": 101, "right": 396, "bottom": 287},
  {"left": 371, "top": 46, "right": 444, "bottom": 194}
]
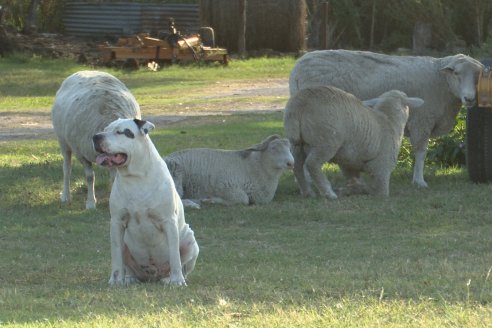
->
[{"left": 0, "top": 78, "right": 289, "bottom": 140}]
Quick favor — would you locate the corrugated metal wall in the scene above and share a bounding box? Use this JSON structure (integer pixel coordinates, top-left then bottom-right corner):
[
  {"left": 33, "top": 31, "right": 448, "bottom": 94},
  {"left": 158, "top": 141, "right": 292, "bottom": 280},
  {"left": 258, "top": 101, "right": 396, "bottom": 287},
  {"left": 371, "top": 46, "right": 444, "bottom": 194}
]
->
[{"left": 63, "top": 1, "right": 200, "bottom": 37}]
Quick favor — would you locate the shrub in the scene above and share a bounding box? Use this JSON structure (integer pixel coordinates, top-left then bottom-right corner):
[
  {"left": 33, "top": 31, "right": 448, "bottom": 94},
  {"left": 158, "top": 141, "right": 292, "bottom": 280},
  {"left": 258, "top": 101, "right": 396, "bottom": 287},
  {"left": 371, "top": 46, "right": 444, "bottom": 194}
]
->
[{"left": 398, "top": 106, "right": 466, "bottom": 168}]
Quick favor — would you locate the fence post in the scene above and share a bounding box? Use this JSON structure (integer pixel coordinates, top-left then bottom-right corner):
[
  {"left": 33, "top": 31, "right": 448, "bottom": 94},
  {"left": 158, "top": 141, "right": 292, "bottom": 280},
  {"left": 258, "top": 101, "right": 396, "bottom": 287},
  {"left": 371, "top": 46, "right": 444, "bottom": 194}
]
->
[
  {"left": 320, "top": 1, "right": 329, "bottom": 49},
  {"left": 238, "top": 0, "right": 247, "bottom": 58}
]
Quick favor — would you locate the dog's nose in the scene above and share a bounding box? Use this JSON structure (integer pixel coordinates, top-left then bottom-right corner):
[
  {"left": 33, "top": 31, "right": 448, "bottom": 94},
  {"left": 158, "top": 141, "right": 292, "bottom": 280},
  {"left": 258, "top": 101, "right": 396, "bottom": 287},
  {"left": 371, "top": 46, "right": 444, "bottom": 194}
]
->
[{"left": 93, "top": 134, "right": 104, "bottom": 153}]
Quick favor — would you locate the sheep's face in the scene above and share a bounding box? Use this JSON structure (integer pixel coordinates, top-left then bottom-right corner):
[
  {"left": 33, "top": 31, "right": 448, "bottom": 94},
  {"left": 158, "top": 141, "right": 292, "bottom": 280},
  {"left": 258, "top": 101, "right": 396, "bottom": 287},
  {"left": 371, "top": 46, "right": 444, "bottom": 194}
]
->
[
  {"left": 92, "top": 118, "right": 154, "bottom": 168},
  {"left": 441, "top": 55, "right": 483, "bottom": 108},
  {"left": 266, "top": 139, "right": 295, "bottom": 171},
  {"left": 369, "top": 90, "right": 423, "bottom": 123}
]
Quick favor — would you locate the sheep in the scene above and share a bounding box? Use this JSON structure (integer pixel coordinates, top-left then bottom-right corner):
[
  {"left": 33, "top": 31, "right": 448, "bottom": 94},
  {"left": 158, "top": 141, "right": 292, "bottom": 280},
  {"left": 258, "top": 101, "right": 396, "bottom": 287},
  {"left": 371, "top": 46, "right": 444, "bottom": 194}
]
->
[
  {"left": 163, "top": 135, "right": 295, "bottom": 206},
  {"left": 51, "top": 70, "right": 141, "bottom": 209},
  {"left": 283, "top": 86, "right": 424, "bottom": 198},
  {"left": 289, "top": 50, "right": 483, "bottom": 188}
]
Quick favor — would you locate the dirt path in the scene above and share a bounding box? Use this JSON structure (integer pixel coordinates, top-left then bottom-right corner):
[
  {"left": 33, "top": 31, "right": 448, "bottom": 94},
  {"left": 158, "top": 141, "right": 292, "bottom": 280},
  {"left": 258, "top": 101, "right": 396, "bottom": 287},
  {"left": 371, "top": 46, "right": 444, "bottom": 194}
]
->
[{"left": 0, "top": 78, "right": 289, "bottom": 141}]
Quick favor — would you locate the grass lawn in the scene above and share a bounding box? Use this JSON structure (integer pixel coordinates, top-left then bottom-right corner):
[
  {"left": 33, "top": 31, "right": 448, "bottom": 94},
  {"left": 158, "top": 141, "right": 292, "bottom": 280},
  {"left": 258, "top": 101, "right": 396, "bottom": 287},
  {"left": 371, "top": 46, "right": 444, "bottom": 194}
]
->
[{"left": 0, "top": 56, "right": 491, "bottom": 327}]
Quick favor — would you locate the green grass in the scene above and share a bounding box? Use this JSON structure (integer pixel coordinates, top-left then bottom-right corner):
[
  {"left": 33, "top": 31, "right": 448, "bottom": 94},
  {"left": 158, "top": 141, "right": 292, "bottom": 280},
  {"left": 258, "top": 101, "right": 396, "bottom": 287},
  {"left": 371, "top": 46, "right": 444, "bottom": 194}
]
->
[
  {"left": 0, "top": 54, "right": 294, "bottom": 113},
  {"left": 1, "top": 112, "right": 491, "bottom": 327},
  {"left": 0, "top": 55, "right": 491, "bottom": 326}
]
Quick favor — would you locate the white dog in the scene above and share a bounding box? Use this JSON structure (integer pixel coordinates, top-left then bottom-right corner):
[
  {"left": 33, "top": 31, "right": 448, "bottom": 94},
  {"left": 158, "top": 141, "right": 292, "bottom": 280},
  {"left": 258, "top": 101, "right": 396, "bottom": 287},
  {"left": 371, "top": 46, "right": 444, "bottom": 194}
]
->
[{"left": 93, "top": 118, "right": 199, "bottom": 286}]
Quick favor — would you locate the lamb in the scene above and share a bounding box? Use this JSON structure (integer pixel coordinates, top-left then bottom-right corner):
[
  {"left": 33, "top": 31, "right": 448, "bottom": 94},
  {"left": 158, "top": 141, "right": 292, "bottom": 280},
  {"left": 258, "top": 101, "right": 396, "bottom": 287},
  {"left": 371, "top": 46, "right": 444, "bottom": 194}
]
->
[
  {"left": 163, "top": 135, "right": 295, "bottom": 206},
  {"left": 289, "top": 50, "right": 483, "bottom": 188},
  {"left": 51, "top": 70, "right": 141, "bottom": 209},
  {"left": 283, "top": 86, "right": 424, "bottom": 198}
]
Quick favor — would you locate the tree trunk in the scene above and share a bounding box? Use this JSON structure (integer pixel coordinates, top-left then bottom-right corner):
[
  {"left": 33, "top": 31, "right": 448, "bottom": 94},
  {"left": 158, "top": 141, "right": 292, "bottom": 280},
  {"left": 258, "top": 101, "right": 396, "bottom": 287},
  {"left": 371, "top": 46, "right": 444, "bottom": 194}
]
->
[
  {"left": 369, "top": 0, "right": 376, "bottom": 49},
  {"left": 238, "top": 0, "right": 247, "bottom": 58},
  {"left": 23, "top": 0, "right": 40, "bottom": 34}
]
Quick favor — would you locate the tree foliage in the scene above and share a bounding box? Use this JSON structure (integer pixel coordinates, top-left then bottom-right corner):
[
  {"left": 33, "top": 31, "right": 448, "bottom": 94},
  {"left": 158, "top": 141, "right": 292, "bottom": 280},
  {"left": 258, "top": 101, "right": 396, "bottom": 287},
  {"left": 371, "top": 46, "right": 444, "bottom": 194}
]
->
[
  {"left": 307, "top": 0, "right": 492, "bottom": 50},
  {"left": 2, "top": 0, "right": 491, "bottom": 51}
]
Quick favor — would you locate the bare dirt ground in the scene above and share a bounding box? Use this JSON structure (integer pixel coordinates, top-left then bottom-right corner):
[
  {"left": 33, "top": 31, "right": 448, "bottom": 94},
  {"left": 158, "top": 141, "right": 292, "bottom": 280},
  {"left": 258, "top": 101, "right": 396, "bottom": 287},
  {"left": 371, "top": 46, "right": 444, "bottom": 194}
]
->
[
  {"left": 0, "top": 78, "right": 289, "bottom": 141},
  {"left": 0, "top": 32, "right": 290, "bottom": 140}
]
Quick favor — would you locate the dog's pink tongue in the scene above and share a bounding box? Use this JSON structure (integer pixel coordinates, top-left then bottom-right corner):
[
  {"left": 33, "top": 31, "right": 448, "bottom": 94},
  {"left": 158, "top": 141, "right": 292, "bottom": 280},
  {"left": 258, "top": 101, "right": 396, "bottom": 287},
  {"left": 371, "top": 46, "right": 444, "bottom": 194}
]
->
[{"left": 96, "top": 153, "right": 110, "bottom": 166}]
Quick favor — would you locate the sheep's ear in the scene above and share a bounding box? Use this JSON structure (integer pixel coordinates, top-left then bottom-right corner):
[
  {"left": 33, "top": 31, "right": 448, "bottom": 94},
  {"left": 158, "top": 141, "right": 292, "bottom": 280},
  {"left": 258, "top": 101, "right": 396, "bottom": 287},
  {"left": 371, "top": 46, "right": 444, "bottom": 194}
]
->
[
  {"left": 362, "top": 98, "right": 380, "bottom": 108},
  {"left": 440, "top": 66, "right": 455, "bottom": 74},
  {"left": 406, "top": 97, "right": 424, "bottom": 108},
  {"left": 134, "top": 119, "right": 155, "bottom": 135},
  {"left": 246, "top": 135, "right": 280, "bottom": 152}
]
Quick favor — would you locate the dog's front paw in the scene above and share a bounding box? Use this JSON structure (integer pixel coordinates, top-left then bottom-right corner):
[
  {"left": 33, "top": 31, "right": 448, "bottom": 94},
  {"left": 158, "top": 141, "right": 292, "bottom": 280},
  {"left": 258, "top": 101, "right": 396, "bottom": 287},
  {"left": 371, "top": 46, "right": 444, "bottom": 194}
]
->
[
  {"left": 124, "top": 275, "right": 140, "bottom": 285},
  {"left": 161, "top": 274, "right": 187, "bottom": 286},
  {"left": 108, "top": 270, "right": 125, "bottom": 286}
]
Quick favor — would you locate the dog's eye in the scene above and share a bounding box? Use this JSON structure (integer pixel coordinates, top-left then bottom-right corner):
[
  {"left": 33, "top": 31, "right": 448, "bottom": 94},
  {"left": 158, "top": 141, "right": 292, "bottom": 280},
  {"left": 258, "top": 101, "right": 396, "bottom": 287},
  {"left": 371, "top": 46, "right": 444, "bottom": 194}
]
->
[{"left": 116, "top": 129, "right": 135, "bottom": 139}]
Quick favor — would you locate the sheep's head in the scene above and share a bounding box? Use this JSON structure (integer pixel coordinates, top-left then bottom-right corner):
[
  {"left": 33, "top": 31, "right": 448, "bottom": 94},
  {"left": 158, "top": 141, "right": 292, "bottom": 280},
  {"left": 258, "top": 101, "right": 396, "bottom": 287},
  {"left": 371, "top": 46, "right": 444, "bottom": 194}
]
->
[
  {"left": 267, "top": 138, "right": 295, "bottom": 171},
  {"left": 440, "top": 54, "right": 483, "bottom": 108},
  {"left": 363, "top": 90, "right": 424, "bottom": 122},
  {"left": 240, "top": 135, "right": 294, "bottom": 170}
]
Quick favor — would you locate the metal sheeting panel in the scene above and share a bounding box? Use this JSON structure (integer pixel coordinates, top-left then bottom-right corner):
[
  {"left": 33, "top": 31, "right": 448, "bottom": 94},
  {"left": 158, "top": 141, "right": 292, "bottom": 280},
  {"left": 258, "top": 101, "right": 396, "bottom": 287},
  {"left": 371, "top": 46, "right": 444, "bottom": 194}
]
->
[{"left": 63, "top": 2, "right": 200, "bottom": 37}]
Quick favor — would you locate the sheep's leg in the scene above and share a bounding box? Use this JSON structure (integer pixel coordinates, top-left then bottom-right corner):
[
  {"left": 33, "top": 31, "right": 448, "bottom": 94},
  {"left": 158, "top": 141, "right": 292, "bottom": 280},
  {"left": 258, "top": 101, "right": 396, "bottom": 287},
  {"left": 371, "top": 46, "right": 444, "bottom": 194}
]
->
[
  {"left": 202, "top": 189, "right": 249, "bottom": 206},
  {"left": 339, "top": 166, "right": 367, "bottom": 196},
  {"left": 79, "top": 157, "right": 97, "bottom": 210},
  {"left": 292, "top": 144, "right": 315, "bottom": 197},
  {"left": 340, "top": 166, "right": 361, "bottom": 181},
  {"left": 181, "top": 199, "right": 201, "bottom": 209},
  {"left": 60, "top": 142, "right": 72, "bottom": 205},
  {"left": 368, "top": 173, "right": 390, "bottom": 196},
  {"left": 413, "top": 149, "right": 428, "bottom": 188},
  {"left": 305, "top": 148, "right": 337, "bottom": 199},
  {"left": 410, "top": 134, "right": 430, "bottom": 188}
]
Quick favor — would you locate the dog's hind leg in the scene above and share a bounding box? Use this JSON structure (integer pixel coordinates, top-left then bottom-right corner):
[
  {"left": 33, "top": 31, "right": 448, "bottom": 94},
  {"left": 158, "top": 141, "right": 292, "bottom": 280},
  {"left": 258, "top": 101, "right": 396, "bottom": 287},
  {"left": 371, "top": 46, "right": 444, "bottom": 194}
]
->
[{"left": 180, "top": 227, "right": 199, "bottom": 279}]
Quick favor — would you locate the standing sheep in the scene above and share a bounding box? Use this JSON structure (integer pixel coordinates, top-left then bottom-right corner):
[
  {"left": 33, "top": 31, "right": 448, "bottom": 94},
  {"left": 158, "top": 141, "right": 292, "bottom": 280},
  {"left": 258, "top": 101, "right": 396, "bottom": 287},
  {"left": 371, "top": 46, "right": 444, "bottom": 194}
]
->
[
  {"left": 289, "top": 50, "right": 483, "bottom": 187},
  {"left": 284, "top": 86, "right": 424, "bottom": 198},
  {"left": 51, "top": 71, "right": 141, "bottom": 209},
  {"left": 163, "top": 135, "right": 294, "bottom": 206}
]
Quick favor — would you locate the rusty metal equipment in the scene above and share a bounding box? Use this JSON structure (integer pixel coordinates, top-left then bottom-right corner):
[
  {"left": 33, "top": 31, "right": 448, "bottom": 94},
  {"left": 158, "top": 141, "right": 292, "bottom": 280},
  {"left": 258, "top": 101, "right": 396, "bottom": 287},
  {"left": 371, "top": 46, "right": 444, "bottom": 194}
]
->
[{"left": 98, "top": 22, "right": 228, "bottom": 66}]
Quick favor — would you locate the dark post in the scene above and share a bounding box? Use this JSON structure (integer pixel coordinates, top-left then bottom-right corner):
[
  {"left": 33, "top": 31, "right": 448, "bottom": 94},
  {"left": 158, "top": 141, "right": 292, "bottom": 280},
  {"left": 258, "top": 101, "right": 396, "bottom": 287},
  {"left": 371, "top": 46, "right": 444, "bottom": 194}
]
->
[
  {"left": 24, "top": 0, "right": 41, "bottom": 34},
  {"left": 238, "top": 0, "right": 247, "bottom": 58},
  {"left": 320, "top": 1, "right": 329, "bottom": 49}
]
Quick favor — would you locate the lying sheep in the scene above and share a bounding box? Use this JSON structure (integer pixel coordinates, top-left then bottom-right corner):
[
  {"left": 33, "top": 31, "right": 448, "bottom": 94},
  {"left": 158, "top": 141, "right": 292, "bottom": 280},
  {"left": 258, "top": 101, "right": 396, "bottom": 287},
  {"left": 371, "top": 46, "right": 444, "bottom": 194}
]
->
[
  {"left": 163, "top": 135, "right": 294, "bottom": 206},
  {"left": 289, "top": 50, "right": 483, "bottom": 188},
  {"left": 51, "top": 71, "right": 141, "bottom": 209},
  {"left": 284, "top": 86, "right": 424, "bottom": 198}
]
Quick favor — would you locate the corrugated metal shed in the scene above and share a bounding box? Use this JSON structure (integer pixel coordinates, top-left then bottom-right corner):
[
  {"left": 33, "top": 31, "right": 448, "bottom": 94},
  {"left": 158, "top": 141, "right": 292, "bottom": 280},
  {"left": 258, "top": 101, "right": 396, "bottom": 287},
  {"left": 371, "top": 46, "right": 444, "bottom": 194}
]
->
[{"left": 63, "top": 1, "right": 200, "bottom": 37}]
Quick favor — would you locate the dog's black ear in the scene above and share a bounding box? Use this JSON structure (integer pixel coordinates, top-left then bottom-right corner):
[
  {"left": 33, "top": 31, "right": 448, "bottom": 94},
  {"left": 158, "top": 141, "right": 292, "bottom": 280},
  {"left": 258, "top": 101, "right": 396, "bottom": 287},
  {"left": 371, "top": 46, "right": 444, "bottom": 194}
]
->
[{"left": 133, "top": 119, "right": 155, "bottom": 135}]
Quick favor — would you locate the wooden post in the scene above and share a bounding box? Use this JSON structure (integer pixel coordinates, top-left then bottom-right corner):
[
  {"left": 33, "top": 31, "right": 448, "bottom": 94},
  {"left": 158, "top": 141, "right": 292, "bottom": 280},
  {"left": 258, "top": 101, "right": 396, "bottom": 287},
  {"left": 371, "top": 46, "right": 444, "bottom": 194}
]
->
[
  {"left": 24, "top": 0, "right": 40, "bottom": 34},
  {"left": 320, "top": 1, "right": 329, "bottom": 49},
  {"left": 238, "top": 0, "right": 247, "bottom": 58}
]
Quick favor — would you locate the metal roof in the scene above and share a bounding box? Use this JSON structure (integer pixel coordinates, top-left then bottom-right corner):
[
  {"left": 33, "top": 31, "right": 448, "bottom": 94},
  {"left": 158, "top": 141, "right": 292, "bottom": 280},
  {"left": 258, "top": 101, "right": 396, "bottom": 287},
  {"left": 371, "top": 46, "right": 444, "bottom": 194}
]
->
[{"left": 63, "top": 1, "right": 200, "bottom": 37}]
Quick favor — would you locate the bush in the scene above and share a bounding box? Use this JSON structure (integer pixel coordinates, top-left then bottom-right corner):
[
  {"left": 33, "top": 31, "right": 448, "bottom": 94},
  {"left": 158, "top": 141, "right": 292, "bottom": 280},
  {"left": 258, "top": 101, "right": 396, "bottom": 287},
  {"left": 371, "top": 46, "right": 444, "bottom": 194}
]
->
[
  {"left": 398, "top": 106, "right": 467, "bottom": 168},
  {"left": 427, "top": 106, "right": 467, "bottom": 167}
]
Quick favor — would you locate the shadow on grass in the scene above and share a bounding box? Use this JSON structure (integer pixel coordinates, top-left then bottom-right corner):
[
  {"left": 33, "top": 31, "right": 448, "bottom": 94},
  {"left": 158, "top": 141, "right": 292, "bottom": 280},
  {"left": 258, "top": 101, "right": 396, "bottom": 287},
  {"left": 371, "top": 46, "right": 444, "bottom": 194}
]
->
[{"left": 1, "top": 124, "right": 491, "bottom": 324}]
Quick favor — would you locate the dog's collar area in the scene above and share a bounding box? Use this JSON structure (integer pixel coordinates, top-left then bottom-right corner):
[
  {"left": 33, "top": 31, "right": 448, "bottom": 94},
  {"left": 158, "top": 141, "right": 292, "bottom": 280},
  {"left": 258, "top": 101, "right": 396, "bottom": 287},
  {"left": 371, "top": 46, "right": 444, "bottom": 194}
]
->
[{"left": 96, "top": 152, "right": 128, "bottom": 167}]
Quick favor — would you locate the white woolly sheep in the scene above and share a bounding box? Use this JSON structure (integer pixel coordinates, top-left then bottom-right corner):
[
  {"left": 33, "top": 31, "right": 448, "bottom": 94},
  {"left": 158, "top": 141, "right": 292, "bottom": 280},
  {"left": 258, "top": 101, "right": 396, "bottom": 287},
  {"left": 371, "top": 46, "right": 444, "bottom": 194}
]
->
[
  {"left": 289, "top": 50, "right": 483, "bottom": 188},
  {"left": 163, "top": 135, "right": 294, "bottom": 206},
  {"left": 51, "top": 71, "right": 141, "bottom": 209},
  {"left": 284, "top": 86, "right": 424, "bottom": 198}
]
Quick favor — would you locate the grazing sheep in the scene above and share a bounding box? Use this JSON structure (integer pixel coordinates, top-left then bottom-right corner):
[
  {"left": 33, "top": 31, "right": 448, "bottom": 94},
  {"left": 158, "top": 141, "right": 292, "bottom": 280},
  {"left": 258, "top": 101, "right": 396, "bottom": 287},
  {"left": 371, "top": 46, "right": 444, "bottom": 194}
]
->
[
  {"left": 289, "top": 50, "right": 483, "bottom": 187},
  {"left": 51, "top": 71, "right": 141, "bottom": 209},
  {"left": 163, "top": 135, "right": 295, "bottom": 206},
  {"left": 284, "top": 86, "right": 424, "bottom": 198}
]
